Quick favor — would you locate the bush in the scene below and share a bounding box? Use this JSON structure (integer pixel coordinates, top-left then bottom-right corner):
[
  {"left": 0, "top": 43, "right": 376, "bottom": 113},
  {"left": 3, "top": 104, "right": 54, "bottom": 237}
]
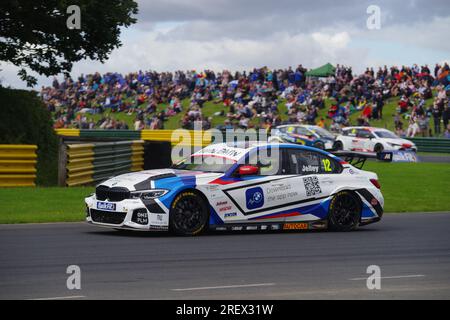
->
[{"left": 0, "top": 87, "right": 58, "bottom": 186}]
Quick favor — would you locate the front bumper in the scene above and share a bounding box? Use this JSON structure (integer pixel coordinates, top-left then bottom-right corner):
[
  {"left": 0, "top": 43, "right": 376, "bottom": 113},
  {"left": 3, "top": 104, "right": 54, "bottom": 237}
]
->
[
  {"left": 387, "top": 144, "right": 417, "bottom": 152},
  {"left": 85, "top": 195, "right": 169, "bottom": 231}
]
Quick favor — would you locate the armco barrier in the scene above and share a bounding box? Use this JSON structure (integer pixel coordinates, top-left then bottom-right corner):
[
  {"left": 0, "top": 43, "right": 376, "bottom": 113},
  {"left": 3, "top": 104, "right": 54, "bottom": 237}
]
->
[
  {"left": 55, "top": 129, "right": 450, "bottom": 153},
  {"left": 407, "top": 137, "right": 450, "bottom": 153},
  {"left": 65, "top": 140, "right": 144, "bottom": 186},
  {"left": 0, "top": 144, "right": 37, "bottom": 187},
  {"left": 55, "top": 129, "right": 212, "bottom": 146}
]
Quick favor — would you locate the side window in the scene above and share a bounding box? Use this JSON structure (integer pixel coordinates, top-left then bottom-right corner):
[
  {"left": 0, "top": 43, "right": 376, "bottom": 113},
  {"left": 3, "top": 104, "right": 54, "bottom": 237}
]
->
[
  {"left": 357, "top": 129, "right": 373, "bottom": 139},
  {"left": 286, "top": 150, "right": 341, "bottom": 175},
  {"left": 246, "top": 148, "right": 282, "bottom": 176},
  {"left": 345, "top": 129, "right": 357, "bottom": 137},
  {"left": 318, "top": 154, "right": 341, "bottom": 174},
  {"left": 295, "top": 127, "right": 311, "bottom": 136}
]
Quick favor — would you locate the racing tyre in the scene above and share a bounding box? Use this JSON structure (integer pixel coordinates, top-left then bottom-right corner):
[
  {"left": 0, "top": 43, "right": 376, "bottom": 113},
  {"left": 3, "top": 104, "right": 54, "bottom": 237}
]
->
[
  {"left": 374, "top": 144, "right": 384, "bottom": 153},
  {"left": 328, "top": 191, "right": 361, "bottom": 231},
  {"left": 333, "top": 141, "right": 343, "bottom": 151},
  {"left": 170, "top": 191, "right": 209, "bottom": 236},
  {"left": 313, "top": 141, "right": 325, "bottom": 150}
]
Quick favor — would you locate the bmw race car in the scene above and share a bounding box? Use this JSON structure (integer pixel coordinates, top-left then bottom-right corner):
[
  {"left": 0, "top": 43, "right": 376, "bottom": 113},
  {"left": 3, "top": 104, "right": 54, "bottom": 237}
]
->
[
  {"left": 334, "top": 127, "right": 417, "bottom": 153},
  {"left": 269, "top": 125, "right": 336, "bottom": 150},
  {"left": 85, "top": 142, "right": 387, "bottom": 236}
]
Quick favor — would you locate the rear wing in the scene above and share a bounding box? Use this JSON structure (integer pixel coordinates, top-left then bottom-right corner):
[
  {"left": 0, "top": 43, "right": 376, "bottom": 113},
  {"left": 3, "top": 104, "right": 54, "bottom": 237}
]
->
[{"left": 331, "top": 151, "right": 393, "bottom": 169}]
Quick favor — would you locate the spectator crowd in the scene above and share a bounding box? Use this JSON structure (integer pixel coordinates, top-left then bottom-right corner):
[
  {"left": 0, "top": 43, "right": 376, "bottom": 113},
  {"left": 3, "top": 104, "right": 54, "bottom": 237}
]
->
[{"left": 41, "top": 62, "right": 450, "bottom": 138}]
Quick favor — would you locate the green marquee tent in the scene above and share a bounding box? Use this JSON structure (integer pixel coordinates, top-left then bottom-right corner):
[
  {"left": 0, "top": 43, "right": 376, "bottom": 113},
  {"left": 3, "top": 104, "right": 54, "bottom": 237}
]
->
[{"left": 304, "top": 63, "right": 336, "bottom": 77}]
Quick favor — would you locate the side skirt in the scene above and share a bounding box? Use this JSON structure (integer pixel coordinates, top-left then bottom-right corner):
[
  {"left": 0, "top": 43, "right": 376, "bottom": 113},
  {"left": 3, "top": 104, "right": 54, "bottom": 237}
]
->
[{"left": 209, "top": 219, "right": 328, "bottom": 232}]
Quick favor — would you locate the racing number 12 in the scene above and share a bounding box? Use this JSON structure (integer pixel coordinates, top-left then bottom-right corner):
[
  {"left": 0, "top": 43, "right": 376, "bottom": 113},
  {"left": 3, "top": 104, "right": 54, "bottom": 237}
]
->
[{"left": 322, "top": 159, "right": 332, "bottom": 172}]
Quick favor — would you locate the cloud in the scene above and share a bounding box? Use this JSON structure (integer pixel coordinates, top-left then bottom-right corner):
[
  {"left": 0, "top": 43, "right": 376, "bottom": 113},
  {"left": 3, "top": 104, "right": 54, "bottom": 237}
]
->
[{"left": 1, "top": 0, "right": 449, "bottom": 89}]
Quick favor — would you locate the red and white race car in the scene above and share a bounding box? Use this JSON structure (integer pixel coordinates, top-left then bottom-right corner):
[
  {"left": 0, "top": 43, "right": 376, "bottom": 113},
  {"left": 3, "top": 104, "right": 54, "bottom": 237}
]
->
[{"left": 334, "top": 127, "right": 417, "bottom": 153}]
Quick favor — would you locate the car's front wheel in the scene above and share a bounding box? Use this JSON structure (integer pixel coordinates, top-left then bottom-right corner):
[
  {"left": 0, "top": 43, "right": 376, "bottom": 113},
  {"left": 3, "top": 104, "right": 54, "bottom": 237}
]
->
[
  {"left": 328, "top": 191, "right": 361, "bottom": 231},
  {"left": 169, "top": 191, "right": 209, "bottom": 236}
]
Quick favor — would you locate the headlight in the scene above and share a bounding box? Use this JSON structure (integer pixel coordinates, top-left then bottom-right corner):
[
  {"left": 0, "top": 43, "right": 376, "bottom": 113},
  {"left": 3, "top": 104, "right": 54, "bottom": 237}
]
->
[
  {"left": 387, "top": 142, "right": 401, "bottom": 147},
  {"left": 131, "top": 189, "right": 169, "bottom": 200}
]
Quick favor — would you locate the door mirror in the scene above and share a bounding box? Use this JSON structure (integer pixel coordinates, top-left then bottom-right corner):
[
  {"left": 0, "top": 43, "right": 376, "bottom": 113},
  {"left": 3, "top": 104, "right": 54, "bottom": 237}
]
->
[{"left": 238, "top": 165, "right": 259, "bottom": 176}]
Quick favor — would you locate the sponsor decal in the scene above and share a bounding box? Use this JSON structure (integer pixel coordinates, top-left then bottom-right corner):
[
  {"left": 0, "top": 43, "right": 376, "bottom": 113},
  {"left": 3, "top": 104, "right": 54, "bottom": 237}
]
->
[
  {"left": 391, "top": 150, "right": 418, "bottom": 162},
  {"left": 231, "top": 226, "right": 243, "bottom": 231},
  {"left": 219, "top": 206, "right": 232, "bottom": 212},
  {"left": 246, "top": 225, "right": 258, "bottom": 231},
  {"left": 149, "top": 225, "right": 168, "bottom": 230},
  {"left": 171, "top": 191, "right": 195, "bottom": 208},
  {"left": 302, "top": 165, "right": 319, "bottom": 173},
  {"left": 371, "top": 198, "right": 379, "bottom": 206},
  {"left": 270, "top": 224, "right": 281, "bottom": 230},
  {"left": 216, "top": 201, "right": 228, "bottom": 206},
  {"left": 260, "top": 225, "right": 268, "bottom": 230},
  {"left": 266, "top": 183, "right": 299, "bottom": 202},
  {"left": 224, "top": 212, "right": 237, "bottom": 218},
  {"left": 245, "top": 187, "right": 264, "bottom": 210},
  {"left": 283, "top": 222, "right": 309, "bottom": 230},
  {"left": 97, "top": 202, "right": 116, "bottom": 211},
  {"left": 303, "top": 176, "right": 322, "bottom": 197},
  {"left": 215, "top": 226, "right": 227, "bottom": 231},
  {"left": 194, "top": 145, "right": 246, "bottom": 161}
]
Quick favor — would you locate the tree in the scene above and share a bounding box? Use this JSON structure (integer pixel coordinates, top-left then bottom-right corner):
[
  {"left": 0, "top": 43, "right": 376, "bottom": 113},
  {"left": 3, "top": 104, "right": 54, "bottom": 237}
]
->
[{"left": 0, "top": 0, "right": 138, "bottom": 86}]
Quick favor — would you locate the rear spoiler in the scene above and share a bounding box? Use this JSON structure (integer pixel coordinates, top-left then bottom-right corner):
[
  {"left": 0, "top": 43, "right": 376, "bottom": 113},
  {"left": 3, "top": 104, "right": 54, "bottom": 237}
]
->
[{"left": 331, "top": 151, "right": 393, "bottom": 169}]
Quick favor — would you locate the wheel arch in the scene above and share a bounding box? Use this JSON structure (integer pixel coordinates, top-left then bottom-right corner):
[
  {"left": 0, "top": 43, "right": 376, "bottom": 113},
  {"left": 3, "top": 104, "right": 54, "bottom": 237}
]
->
[
  {"left": 168, "top": 187, "right": 212, "bottom": 235},
  {"left": 328, "top": 189, "right": 363, "bottom": 216}
]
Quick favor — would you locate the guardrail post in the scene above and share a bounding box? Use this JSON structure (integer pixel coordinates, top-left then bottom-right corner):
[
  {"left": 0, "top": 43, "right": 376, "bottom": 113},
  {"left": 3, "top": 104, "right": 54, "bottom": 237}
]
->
[{"left": 58, "top": 137, "right": 67, "bottom": 187}]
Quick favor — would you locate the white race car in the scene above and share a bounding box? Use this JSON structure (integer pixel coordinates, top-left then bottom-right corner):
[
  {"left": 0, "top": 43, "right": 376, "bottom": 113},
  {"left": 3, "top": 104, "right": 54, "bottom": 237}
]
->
[
  {"left": 334, "top": 127, "right": 417, "bottom": 153},
  {"left": 85, "top": 142, "right": 387, "bottom": 236}
]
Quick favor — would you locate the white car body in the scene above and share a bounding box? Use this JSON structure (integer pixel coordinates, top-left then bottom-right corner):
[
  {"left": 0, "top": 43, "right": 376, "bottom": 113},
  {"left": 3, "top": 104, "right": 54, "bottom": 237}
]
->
[
  {"left": 335, "top": 127, "right": 417, "bottom": 152},
  {"left": 85, "top": 142, "right": 385, "bottom": 234}
]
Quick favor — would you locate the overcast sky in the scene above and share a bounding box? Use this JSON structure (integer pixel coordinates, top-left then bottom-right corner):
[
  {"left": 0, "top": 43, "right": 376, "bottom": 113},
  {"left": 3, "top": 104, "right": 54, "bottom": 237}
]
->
[{"left": 1, "top": 0, "right": 449, "bottom": 89}]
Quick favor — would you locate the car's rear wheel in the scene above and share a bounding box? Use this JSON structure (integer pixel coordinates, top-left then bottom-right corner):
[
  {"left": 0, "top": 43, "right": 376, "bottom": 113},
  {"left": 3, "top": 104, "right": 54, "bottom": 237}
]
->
[
  {"left": 313, "top": 141, "right": 325, "bottom": 150},
  {"left": 169, "top": 191, "right": 209, "bottom": 236},
  {"left": 328, "top": 191, "right": 361, "bottom": 231},
  {"left": 333, "top": 141, "right": 343, "bottom": 151}
]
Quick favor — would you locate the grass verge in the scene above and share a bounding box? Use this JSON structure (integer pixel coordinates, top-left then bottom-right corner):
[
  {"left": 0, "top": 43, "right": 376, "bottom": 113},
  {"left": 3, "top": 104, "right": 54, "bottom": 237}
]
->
[
  {"left": 0, "top": 187, "right": 93, "bottom": 223},
  {"left": 363, "top": 162, "right": 450, "bottom": 213},
  {"left": 0, "top": 162, "right": 448, "bottom": 223}
]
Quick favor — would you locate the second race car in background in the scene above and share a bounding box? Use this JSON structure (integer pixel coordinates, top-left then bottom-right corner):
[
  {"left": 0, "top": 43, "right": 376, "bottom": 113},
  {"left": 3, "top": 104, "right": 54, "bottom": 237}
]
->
[
  {"left": 334, "top": 127, "right": 417, "bottom": 153},
  {"left": 269, "top": 124, "right": 336, "bottom": 150}
]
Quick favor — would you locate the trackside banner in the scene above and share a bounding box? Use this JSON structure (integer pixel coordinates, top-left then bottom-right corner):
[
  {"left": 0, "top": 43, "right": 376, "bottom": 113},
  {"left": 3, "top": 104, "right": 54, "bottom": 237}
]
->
[{"left": 386, "top": 150, "right": 419, "bottom": 162}]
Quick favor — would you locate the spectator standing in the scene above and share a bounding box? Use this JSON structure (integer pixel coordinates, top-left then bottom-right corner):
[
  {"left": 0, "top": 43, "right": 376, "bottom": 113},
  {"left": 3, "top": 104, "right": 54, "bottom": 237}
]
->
[
  {"left": 431, "top": 101, "right": 442, "bottom": 135},
  {"left": 442, "top": 103, "right": 450, "bottom": 131}
]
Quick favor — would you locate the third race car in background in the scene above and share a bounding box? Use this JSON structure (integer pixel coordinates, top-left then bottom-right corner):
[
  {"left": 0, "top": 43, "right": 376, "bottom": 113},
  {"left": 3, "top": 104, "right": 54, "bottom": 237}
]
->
[
  {"left": 334, "top": 127, "right": 417, "bottom": 153},
  {"left": 269, "top": 124, "right": 336, "bottom": 150}
]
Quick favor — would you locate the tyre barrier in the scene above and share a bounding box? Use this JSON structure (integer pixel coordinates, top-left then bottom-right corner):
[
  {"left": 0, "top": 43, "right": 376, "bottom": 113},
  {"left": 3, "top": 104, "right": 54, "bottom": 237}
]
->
[
  {"left": 0, "top": 144, "right": 37, "bottom": 187},
  {"left": 407, "top": 137, "right": 450, "bottom": 153},
  {"left": 65, "top": 140, "right": 144, "bottom": 186}
]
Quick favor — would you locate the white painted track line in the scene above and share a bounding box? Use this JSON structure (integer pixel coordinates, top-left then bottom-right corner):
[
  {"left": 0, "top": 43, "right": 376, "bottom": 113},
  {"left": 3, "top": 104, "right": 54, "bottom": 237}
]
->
[
  {"left": 349, "top": 275, "right": 425, "bottom": 281},
  {"left": 28, "top": 295, "right": 86, "bottom": 300},
  {"left": 172, "top": 283, "right": 276, "bottom": 291}
]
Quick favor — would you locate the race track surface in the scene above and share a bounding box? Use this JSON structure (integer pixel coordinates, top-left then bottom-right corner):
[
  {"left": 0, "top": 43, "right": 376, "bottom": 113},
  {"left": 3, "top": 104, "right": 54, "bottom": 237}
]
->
[{"left": 1, "top": 212, "right": 449, "bottom": 300}]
